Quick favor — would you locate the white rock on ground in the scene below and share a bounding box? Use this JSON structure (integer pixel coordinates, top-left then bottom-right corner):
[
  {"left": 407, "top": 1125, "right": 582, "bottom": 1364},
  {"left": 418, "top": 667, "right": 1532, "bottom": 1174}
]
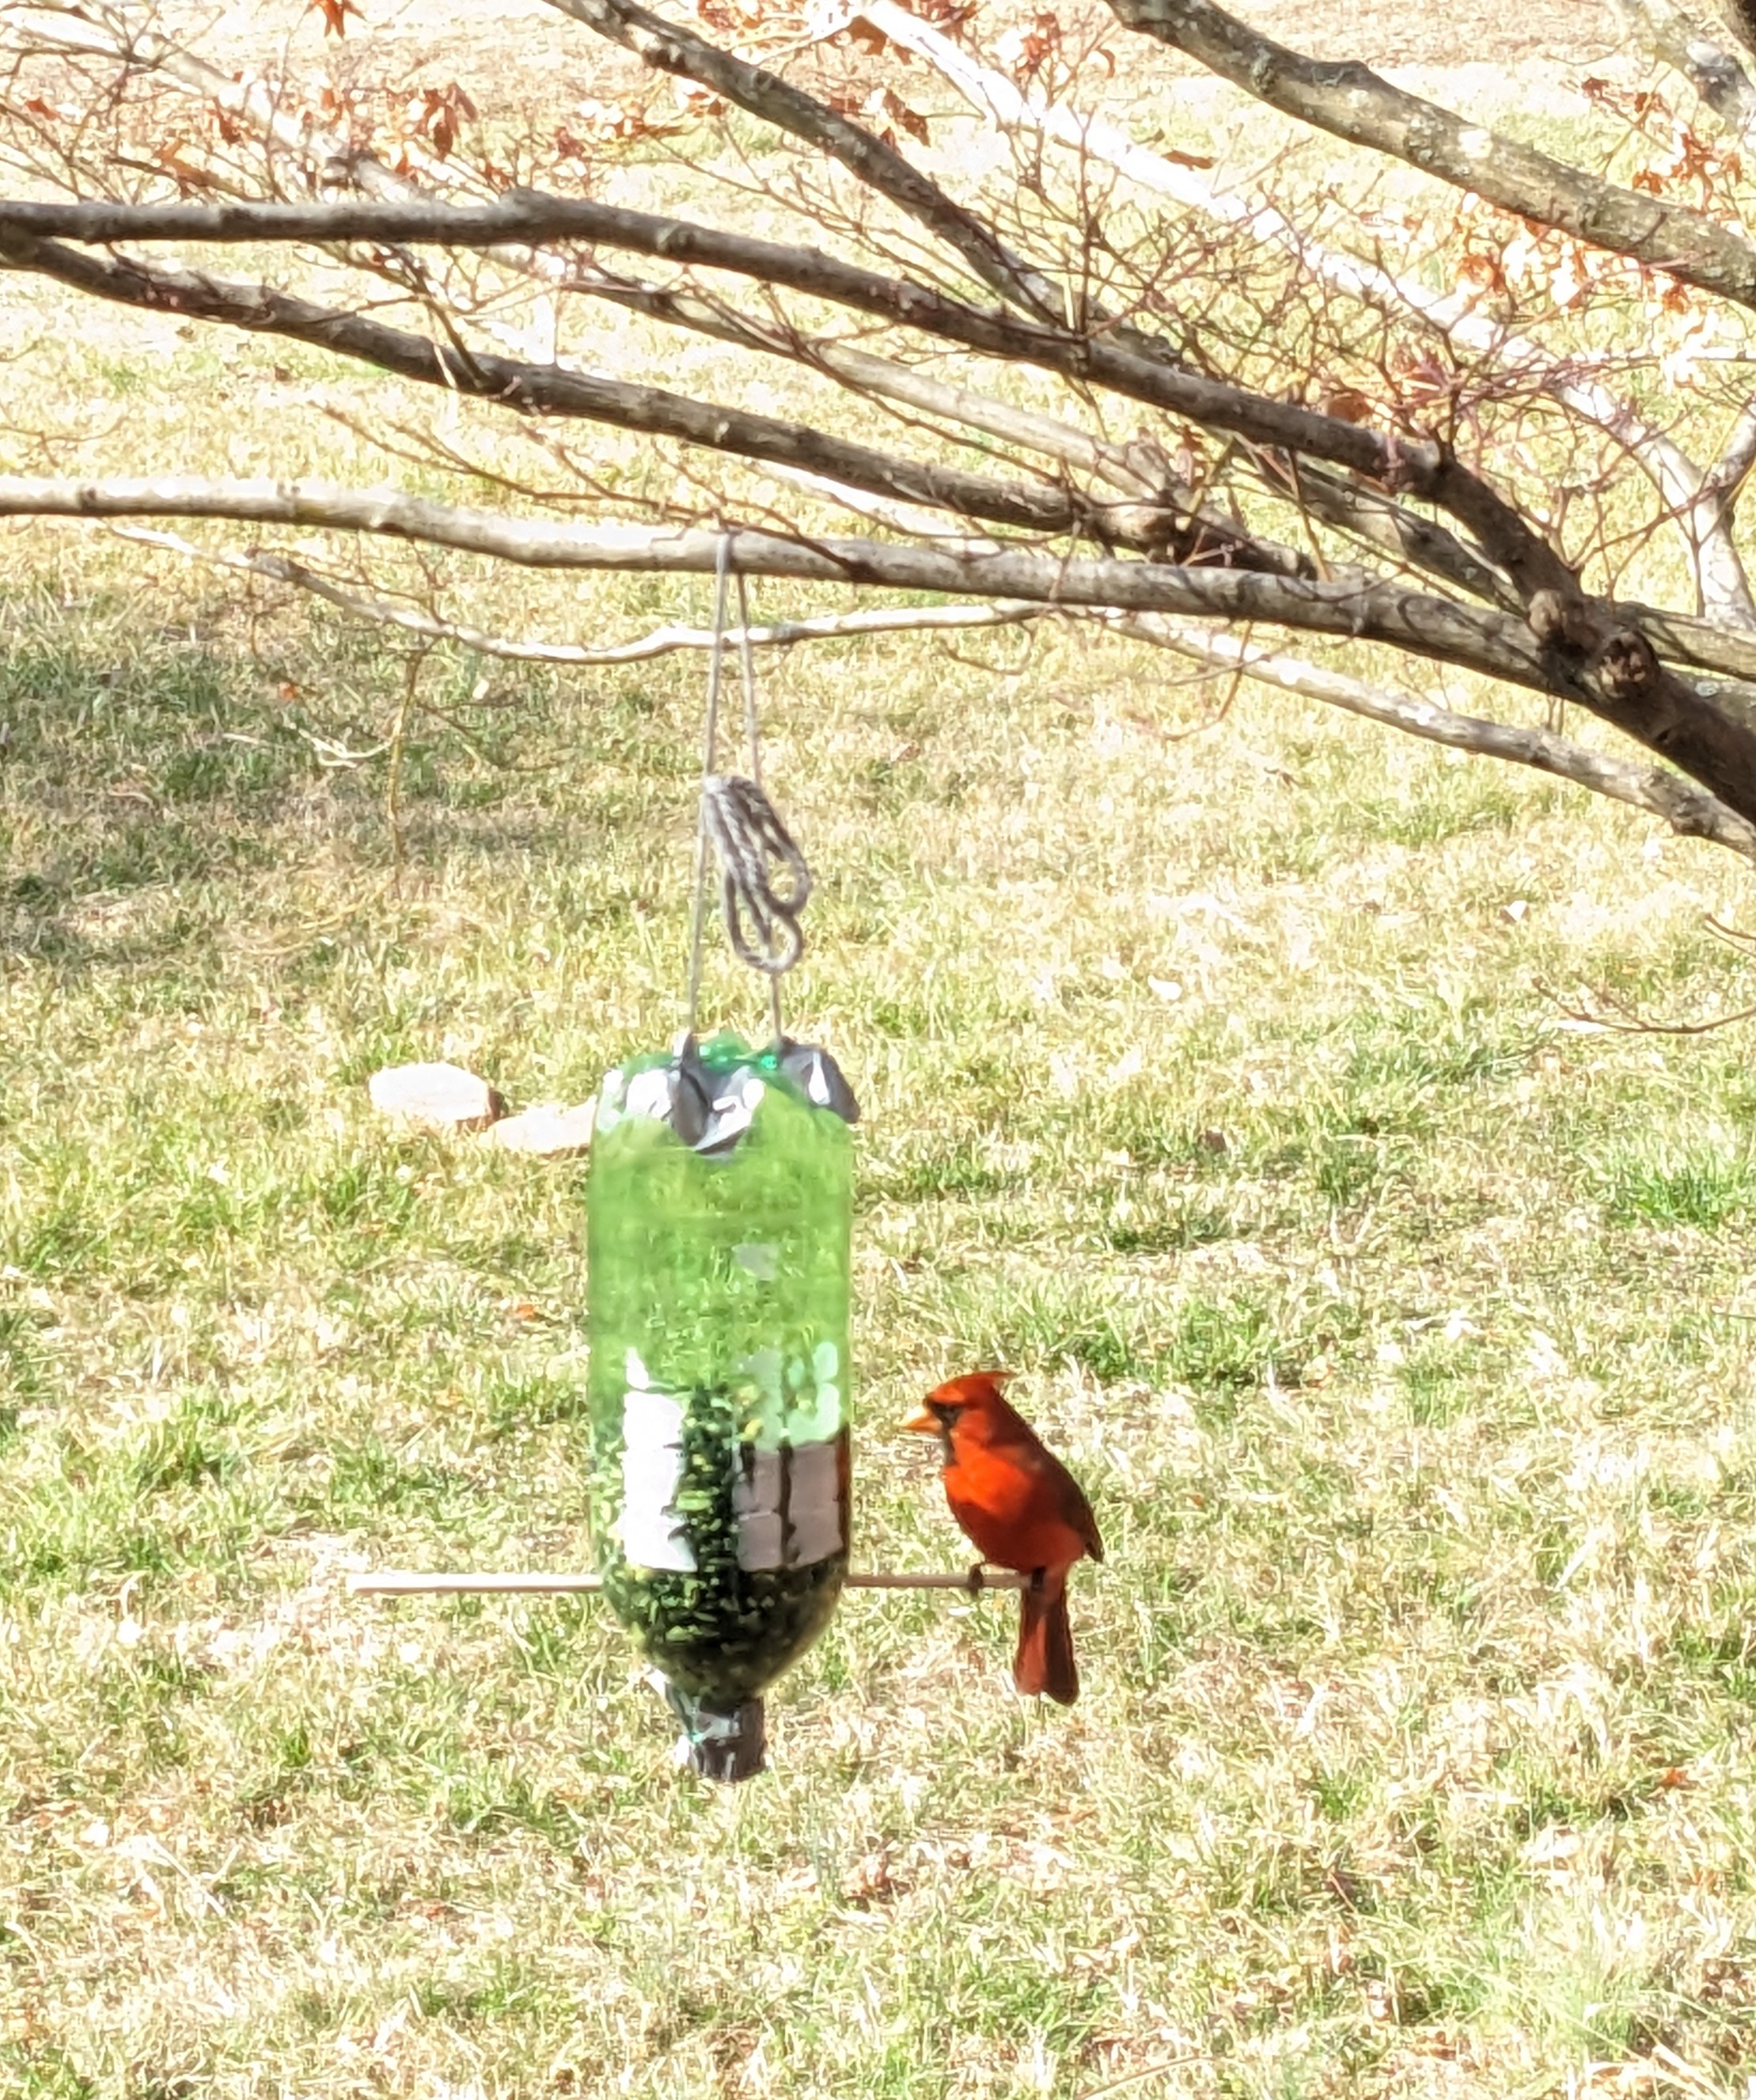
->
[
  {"left": 484, "top": 1100, "right": 596, "bottom": 1156},
  {"left": 368, "top": 1061, "right": 505, "bottom": 1130}
]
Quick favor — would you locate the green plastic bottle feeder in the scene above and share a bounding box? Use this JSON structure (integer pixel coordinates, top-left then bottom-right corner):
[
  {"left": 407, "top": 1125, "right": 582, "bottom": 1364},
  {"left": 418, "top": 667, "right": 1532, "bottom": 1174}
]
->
[{"left": 587, "top": 1029, "right": 858, "bottom": 1781}]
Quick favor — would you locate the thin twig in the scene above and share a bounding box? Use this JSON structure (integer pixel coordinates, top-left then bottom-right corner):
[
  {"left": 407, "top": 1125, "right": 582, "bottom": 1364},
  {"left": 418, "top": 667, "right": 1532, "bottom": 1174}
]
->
[
  {"left": 1705, "top": 913, "right": 1756, "bottom": 954},
  {"left": 1075, "top": 2056, "right": 1204, "bottom": 2100},
  {"left": 347, "top": 1569, "right": 1033, "bottom": 1596},
  {"left": 1542, "top": 978, "right": 1756, "bottom": 1035},
  {"left": 385, "top": 644, "right": 430, "bottom": 896}
]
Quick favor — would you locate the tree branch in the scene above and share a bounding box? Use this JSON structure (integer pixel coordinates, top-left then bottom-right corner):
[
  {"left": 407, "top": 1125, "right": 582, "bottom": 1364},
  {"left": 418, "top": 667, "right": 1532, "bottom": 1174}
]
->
[
  {"left": 0, "top": 470, "right": 1739, "bottom": 795},
  {"left": 7, "top": 202, "right": 1754, "bottom": 811},
  {"left": 114, "top": 508, "right": 1756, "bottom": 860},
  {"left": 1610, "top": 0, "right": 1756, "bottom": 133},
  {"left": 0, "top": 197, "right": 1573, "bottom": 599},
  {"left": 0, "top": 472, "right": 1557, "bottom": 680},
  {"left": 116, "top": 524, "right": 1054, "bottom": 663},
  {"left": 537, "top": 0, "right": 1066, "bottom": 322},
  {"left": 1108, "top": 0, "right": 1756, "bottom": 313},
  {"left": 1109, "top": 613, "right": 1756, "bottom": 856},
  {"left": 862, "top": 0, "right": 1755, "bottom": 628},
  {"left": 0, "top": 223, "right": 1151, "bottom": 549}
]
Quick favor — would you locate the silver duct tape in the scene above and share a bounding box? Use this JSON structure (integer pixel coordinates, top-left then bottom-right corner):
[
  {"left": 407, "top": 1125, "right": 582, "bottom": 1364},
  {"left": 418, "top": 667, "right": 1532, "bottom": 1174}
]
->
[
  {"left": 658, "top": 1677, "right": 768, "bottom": 1783},
  {"left": 776, "top": 1039, "right": 860, "bottom": 1125},
  {"left": 601, "top": 1032, "right": 859, "bottom": 1156}
]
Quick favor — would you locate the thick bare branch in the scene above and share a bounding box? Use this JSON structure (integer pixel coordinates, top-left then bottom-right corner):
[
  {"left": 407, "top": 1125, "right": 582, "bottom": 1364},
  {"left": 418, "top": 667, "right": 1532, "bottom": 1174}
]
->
[
  {"left": 0, "top": 225, "right": 1158, "bottom": 549},
  {"left": 111, "top": 503, "right": 1756, "bottom": 860},
  {"left": 9, "top": 469, "right": 1756, "bottom": 826},
  {"left": 117, "top": 525, "right": 1052, "bottom": 663},
  {"left": 0, "top": 197, "right": 1572, "bottom": 598},
  {"left": 0, "top": 473, "right": 1553, "bottom": 679},
  {"left": 1611, "top": 0, "right": 1756, "bottom": 131},
  {"left": 1108, "top": 0, "right": 1756, "bottom": 312}
]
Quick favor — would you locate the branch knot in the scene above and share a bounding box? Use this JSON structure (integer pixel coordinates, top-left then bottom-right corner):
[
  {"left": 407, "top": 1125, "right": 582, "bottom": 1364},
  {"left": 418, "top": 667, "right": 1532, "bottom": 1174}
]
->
[
  {"left": 1591, "top": 627, "right": 1661, "bottom": 708},
  {"left": 1529, "top": 589, "right": 1663, "bottom": 710}
]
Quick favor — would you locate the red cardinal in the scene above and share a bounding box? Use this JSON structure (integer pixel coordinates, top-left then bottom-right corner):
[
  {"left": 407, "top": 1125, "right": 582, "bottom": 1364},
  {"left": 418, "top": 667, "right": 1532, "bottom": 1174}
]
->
[{"left": 904, "top": 1372, "right": 1103, "bottom": 1705}]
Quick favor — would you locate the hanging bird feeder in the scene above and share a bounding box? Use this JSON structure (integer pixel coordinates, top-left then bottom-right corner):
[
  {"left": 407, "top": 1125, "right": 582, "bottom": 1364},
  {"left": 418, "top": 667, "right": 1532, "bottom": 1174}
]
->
[
  {"left": 349, "top": 540, "right": 1030, "bottom": 1780},
  {"left": 586, "top": 540, "right": 862, "bottom": 1782}
]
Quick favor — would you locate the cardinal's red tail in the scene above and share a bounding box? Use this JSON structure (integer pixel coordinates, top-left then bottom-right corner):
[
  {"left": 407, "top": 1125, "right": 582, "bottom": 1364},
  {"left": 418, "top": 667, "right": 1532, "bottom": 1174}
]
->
[{"left": 1014, "top": 1570, "right": 1078, "bottom": 1706}]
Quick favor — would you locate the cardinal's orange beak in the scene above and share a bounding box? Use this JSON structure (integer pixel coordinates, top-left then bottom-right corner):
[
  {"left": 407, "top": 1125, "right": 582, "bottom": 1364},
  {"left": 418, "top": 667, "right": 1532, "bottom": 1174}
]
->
[{"left": 901, "top": 1405, "right": 939, "bottom": 1434}]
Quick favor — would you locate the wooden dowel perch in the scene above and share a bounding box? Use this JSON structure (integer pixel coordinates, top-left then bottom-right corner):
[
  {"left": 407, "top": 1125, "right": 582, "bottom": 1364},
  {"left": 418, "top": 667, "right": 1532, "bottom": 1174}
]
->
[{"left": 347, "top": 1568, "right": 1030, "bottom": 1597}]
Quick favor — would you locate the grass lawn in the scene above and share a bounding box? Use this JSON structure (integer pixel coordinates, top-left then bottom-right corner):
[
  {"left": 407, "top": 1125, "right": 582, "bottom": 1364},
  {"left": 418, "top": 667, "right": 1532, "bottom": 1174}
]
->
[{"left": 7, "top": 503, "right": 1756, "bottom": 2097}]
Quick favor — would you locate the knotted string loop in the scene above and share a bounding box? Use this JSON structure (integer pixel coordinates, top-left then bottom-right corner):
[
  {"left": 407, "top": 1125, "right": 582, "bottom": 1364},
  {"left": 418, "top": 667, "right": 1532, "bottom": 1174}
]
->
[
  {"left": 700, "top": 772, "right": 811, "bottom": 975},
  {"left": 685, "top": 532, "right": 809, "bottom": 1044}
]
